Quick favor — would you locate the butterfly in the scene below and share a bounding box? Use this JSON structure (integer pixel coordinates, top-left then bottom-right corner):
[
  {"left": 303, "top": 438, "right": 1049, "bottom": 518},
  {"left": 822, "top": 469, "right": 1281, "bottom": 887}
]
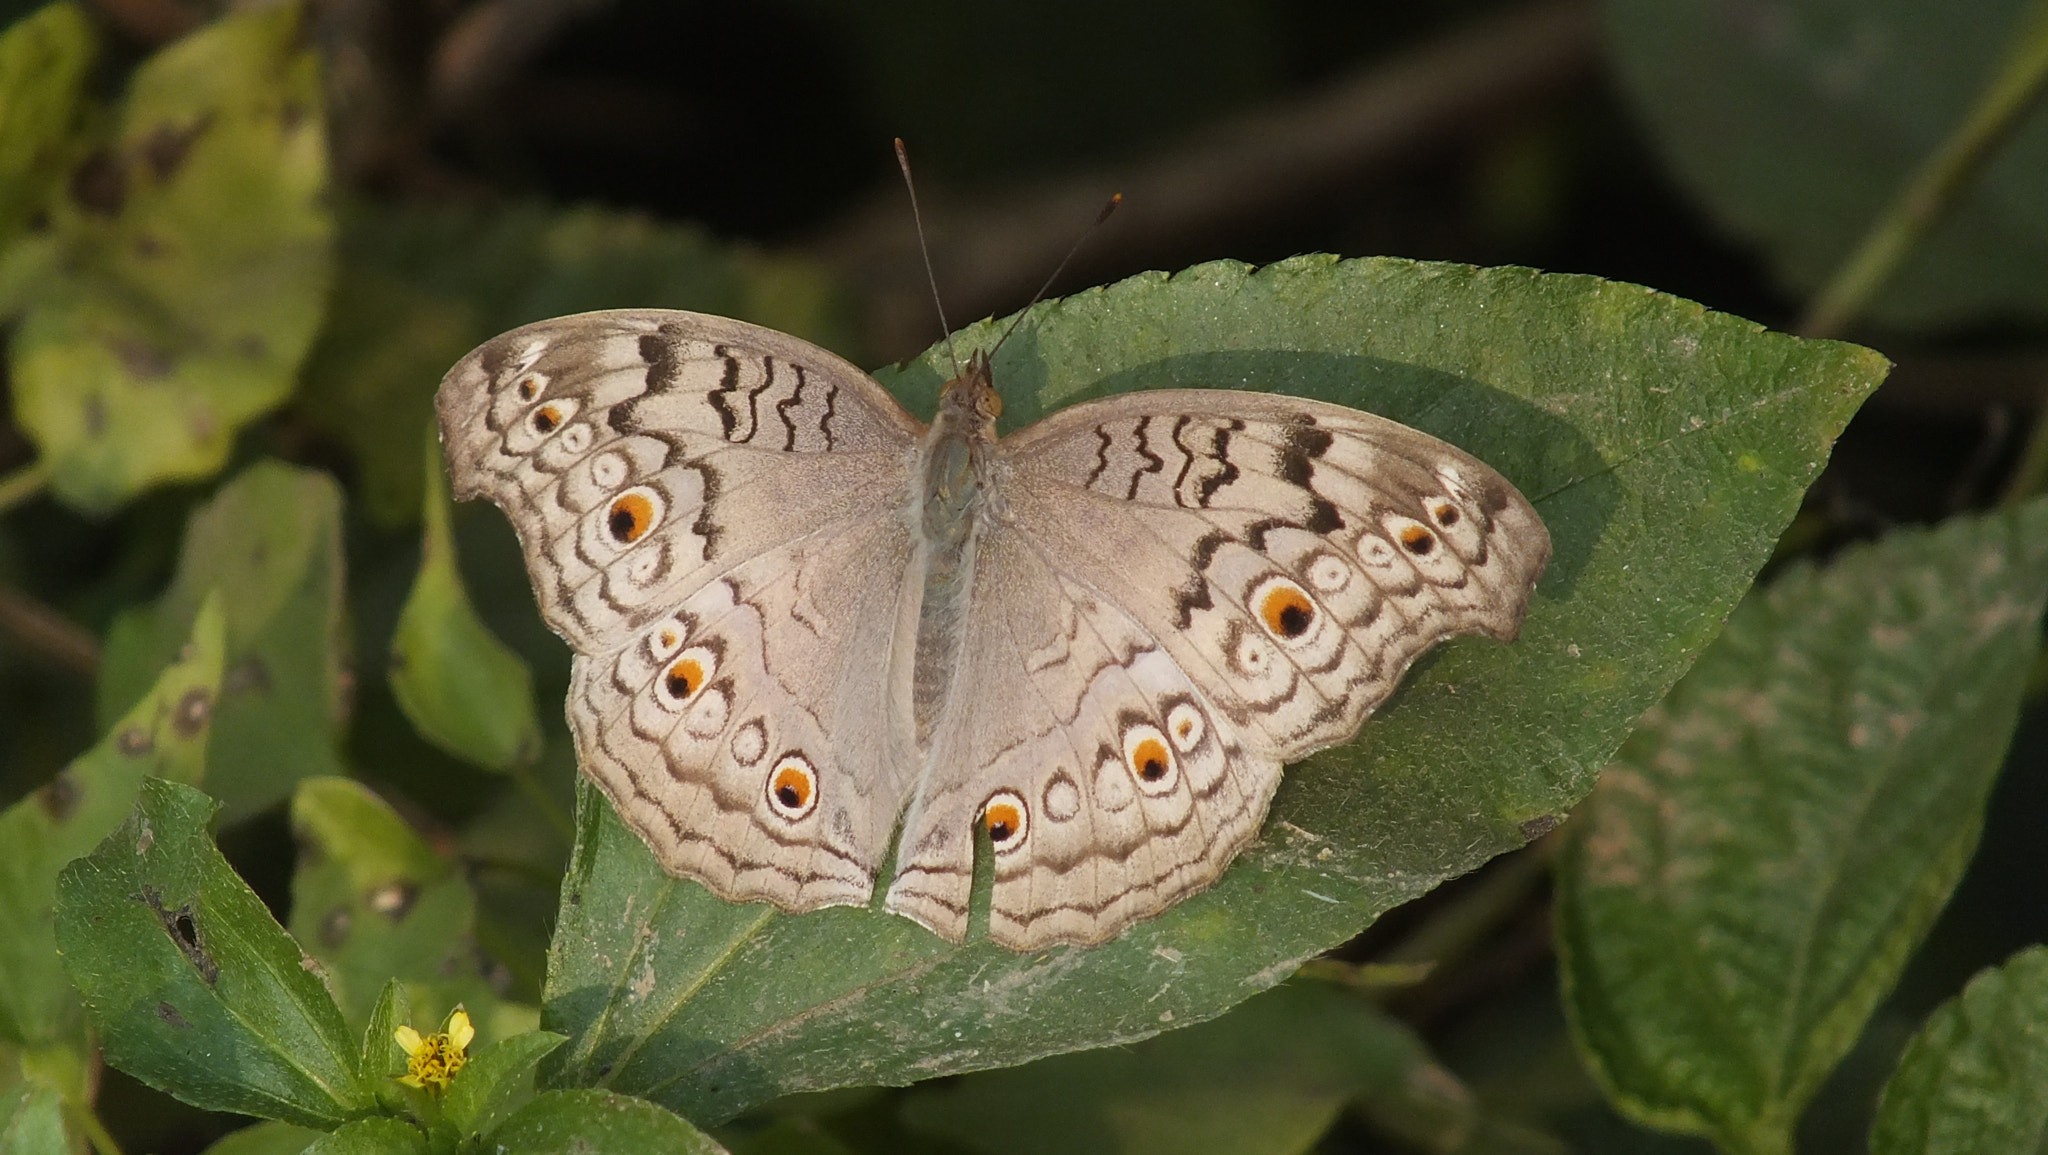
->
[{"left": 436, "top": 308, "right": 1549, "bottom": 949}]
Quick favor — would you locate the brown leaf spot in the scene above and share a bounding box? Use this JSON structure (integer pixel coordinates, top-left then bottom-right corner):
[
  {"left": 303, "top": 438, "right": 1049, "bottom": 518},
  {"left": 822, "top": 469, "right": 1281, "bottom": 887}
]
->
[
  {"left": 140, "top": 116, "right": 212, "bottom": 182},
  {"left": 1518, "top": 814, "right": 1561, "bottom": 841},
  {"left": 117, "top": 726, "right": 154, "bottom": 758},
  {"left": 156, "top": 1001, "right": 191, "bottom": 1029},
  {"left": 38, "top": 773, "right": 80, "bottom": 822},
  {"left": 143, "top": 886, "right": 219, "bottom": 985},
  {"left": 319, "top": 907, "right": 351, "bottom": 949},
  {"left": 112, "top": 338, "right": 173, "bottom": 380},
  {"left": 368, "top": 881, "right": 418, "bottom": 920},
  {"left": 69, "top": 150, "right": 126, "bottom": 215},
  {"left": 172, "top": 688, "right": 212, "bottom": 738},
  {"left": 224, "top": 656, "right": 271, "bottom": 697}
]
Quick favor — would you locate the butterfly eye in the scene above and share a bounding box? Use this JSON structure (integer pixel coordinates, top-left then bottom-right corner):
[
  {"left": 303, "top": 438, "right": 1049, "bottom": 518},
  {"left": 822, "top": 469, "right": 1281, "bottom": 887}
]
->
[
  {"left": 660, "top": 648, "right": 715, "bottom": 702},
  {"left": 1399, "top": 524, "right": 1436, "bottom": 556},
  {"left": 1121, "top": 724, "right": 1179, "bottom": 796},
  {"left": 1250, "top": 576, "right": 1318, "bottom": 640},
  {"left": 981, "top": 790, "right": 1029, "bottom": 850},
  {"left": 607, "top": 488, "right": 663, "bottom": 545},
  {"left": 766, "top": 755, "right": 818, "bottom": 820}
]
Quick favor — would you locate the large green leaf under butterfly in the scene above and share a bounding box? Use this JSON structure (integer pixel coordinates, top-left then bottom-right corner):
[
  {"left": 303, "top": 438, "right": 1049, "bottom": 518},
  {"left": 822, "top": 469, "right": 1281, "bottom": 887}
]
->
[{"left": 533, "top": 255, "right": 1886, "bottom": 1120}]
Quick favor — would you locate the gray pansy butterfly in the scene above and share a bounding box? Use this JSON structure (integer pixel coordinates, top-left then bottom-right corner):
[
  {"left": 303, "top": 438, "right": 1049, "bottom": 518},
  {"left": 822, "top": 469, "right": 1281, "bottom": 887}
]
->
[{"left": 435, "top": 309, "right": 1549, "bottom": 950}]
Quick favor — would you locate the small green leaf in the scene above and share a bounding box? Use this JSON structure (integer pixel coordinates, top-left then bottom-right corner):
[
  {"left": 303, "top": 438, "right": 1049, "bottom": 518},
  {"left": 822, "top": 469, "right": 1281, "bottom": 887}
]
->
[
  {"left": 200, "top": 1121, "right": 323, "bottom": 1155},
  {"left": 359, "top": 980, "right": 411, "bottom": 1102},
  {"left": 0, "top": 2, "right": 95, "bottom": 255},
  {"left": 1603, "top": 0, "right": 2048, "bottom": 330},
  {"left": 0, "top": 1084, "right": 72, "bottom": 1155},
  {"left": 0, "top": 594, "right": 223, "bottom": 1050},
  {"left": 55, "top": 778, "right": 368, "bottom": 1127},
  {"left": 489, "top": 1089, "right": 726, "bottom": 1153},
  {"left": 98, "top": 460, "right": 349, "bottom": 824},
  {"left": 1870, "top": 946, "right": 2048, "bottom": 1154},
  {"left": 301, "top": 1118, "right": 428, "bottom": 1155},
  {"left": 389, "top": 434, "right": 541, "bottom": 772},
  {"left": 901, "top": 980, "right": 1469, "bottom": 1155},
  {"left": 1557, "top": 500, "right": 2048, "bottom": 1154},
  {"left": 542, "top": 257, "right": 1887, "bottom": 1121},
  {"left": 443, "top": 1030, "right": 568, "bottom": 1139},
  {"left": 9, "top": 3, "right": 332, "bottom": 509},
  {"left": 288, "top": 777, "right": 492, "bottom": 1032}
]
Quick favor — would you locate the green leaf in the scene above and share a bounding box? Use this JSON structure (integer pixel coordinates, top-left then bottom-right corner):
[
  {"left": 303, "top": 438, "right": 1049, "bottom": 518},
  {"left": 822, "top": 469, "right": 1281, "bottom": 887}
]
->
[
  {"left": 200, "top": 1121, "right": 324, "bottom": 1155},
  {"left": 54, "top": 778, "right": 368, "bottom": 1128},
  {"left": 0, "top": 2, "right": 94, "bottom": 255},
  {"left": 443, "top": 1030, "right": 568, "bottom": 1139},
  {"left": 1602, "top": 0, "right": 2048, "bottom": 331},
  {"left": 98, "top": 460, "right": 349, "bottom": 824},
  {"left": 901, "top": 979, "right": 1468, "bottom": 1155},
  {"left": 389, "top": 433, "right": 541, "bottom": 771},
  {"left": 542, "top": 257, "right": 1887, "bottom": 1121},
  {"left": 298, "top": 201, "right": 855, "bottom": 526},
  {"left": 358, "top": 980, "right": 411, "bottom": 1107},
  {"left": 301, "top": 1118, "right": 428, "bottom": 1155},
  {"left": 490, "top": 1089, "right": 726, "bottom": 1153},
  {"left": 0, "top": 594, "right": 222, "bottom": 1051},
  {"left": 0, "top": 1084, "right": 73, "bottom": 1155},
  {"left": 287, "top": 777, "right": 491, "bottom": 1032},
  {"left": 1870, "top": 945, "right": 2048, "bottom": 1154},
  {"left": 1556, "top": 499, "right": 2048, "bottom": 1155},
  {"left": 8, "top": 3, "right": 332, "bottom": 509}
]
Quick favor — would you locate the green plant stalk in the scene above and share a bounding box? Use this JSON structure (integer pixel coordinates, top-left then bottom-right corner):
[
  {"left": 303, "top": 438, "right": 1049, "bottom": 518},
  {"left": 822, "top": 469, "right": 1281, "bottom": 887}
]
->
[
  {"left": 71, "top": 1103, "right": 126, "bottom": 1155},
  {"left": 0, "top": 460, "right": 49, "bottom": 514},
  {"left": 1797, "top": 1, "right": 2048, "bottom": 338},
  {"left": 2001, "top": 392, "right": 2048, "bottom": 508}
]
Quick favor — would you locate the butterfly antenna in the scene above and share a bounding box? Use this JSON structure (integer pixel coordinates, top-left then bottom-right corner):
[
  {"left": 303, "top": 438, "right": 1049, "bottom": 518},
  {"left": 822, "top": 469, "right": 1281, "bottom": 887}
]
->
[
  {"left": 989, "top": 192, "right": 1122, "bottom": 359},
  {"left": 895, "top": 138, "right": 959, "bottom": 377}
]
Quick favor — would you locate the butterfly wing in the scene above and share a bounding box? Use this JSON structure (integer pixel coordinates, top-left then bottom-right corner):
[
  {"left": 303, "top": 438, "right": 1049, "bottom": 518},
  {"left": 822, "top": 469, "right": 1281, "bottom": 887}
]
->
[
  {"left": 889, "top": 388, "right": 1549, "bottom": 948},
  {"left": 437, "top": 309, "right": 927, "bottom": 910}
]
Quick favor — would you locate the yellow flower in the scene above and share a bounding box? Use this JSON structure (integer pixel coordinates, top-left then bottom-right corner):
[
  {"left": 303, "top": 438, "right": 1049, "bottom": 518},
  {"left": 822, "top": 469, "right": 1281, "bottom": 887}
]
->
[{"left": 394, "top": 1007, "right": 474, "bottom": 1091}]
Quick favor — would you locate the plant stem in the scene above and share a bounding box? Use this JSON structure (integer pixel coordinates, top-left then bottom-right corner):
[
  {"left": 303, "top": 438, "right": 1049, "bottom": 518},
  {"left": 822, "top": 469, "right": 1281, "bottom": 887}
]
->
[
  {"left": 2001, "top": 400, "right": 2048, "bottom": 508},
  {"left": 73, "top": 1105, "right": 125, "bottom": 1155},
  {"left": 0, "top": 460, "right": 50, "bottom": 515},
  {"left": 1796, "top": 2, "right": 2048, "bottom": 338}
]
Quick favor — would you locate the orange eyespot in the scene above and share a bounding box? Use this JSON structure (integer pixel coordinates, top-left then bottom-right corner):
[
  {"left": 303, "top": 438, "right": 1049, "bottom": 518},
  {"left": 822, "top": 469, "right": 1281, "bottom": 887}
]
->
[
  {"left": 767, "top": 756, "right": 818, "bottom": 819},
  {"left": 981, "top": 790, "right": 1029, "bottom": 849},
  {"left": 608, "top": 492, "right": 655, "bottom": 544},
  {"left": 516, "top": 376, "right": 541, "bottom": 401},
  {"left": 659, "top": 630, "right": 677, "bottom": 649},
  {"left": 664, "top": 657, "right": 703, "bottom": 700},
  {"left": 1131, "top": 737, "right": 1171, "bottom": 782},
  {"left": 532, "top": 405, "right": 562, "bottom": 434},
  {"left": 1399, "top": 525, "right": 1435, "bottom": 555},
  {"left": 1256, "top": 582, "right": 1316, "bottom": 639},
  {"left": 1432, "top": 502, "right": 1460, "bottom": 527}
]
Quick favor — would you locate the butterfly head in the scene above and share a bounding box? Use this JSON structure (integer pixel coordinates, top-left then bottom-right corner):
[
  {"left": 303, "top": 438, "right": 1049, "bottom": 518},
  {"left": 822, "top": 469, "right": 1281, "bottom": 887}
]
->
[{"left": 936, "top": 350, "right": 1002, "bottom": 432}]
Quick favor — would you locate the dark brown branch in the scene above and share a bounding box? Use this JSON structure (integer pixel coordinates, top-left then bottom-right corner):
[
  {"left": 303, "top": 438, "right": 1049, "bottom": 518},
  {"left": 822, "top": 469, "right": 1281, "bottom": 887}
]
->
[
  {"left": 0, "top": 585, "right": 101, "bottom": 679},
  {"left": 803, "top": 0, "right": 1601, "bottom": 362}
]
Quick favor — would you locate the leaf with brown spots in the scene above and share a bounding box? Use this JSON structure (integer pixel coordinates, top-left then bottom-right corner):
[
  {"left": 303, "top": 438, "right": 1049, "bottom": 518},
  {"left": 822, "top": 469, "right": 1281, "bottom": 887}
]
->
[
  {"left": 5, "top": 4, "right": 332, "bottom": 511},
  {"left": 1557, "top": 498, "right": 2048, "bottom": 1154},
  {"left": 287, "top": 777, "right": 526, "bottom": 1036},
  {"left": 97, "top": 461, "right": 349, "bottom": 825},
  {"left": 0, "top": 3, "right": 95, "bottom": 250},
  {"left": 0, "top": 593, "right": 221, "bottom": 1059},
  {"left": 55, "top": 777, "right": 369, "bottom": 1128}
]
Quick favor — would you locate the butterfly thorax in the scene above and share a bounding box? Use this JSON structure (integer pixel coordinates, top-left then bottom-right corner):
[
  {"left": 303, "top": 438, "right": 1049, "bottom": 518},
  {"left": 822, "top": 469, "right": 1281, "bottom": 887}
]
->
[{"left": 910, "top": 353, "right": 1001, "bottom": 746}]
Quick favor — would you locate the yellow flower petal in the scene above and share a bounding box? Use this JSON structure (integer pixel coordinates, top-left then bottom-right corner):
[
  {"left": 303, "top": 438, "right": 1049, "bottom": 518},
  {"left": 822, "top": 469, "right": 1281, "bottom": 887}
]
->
[
  {"left": 393, "top": 1025, "right": 424, "bottom": 1055},
  {"left": 447, "top": 1009, "right": 475, "bottom": 1051}
]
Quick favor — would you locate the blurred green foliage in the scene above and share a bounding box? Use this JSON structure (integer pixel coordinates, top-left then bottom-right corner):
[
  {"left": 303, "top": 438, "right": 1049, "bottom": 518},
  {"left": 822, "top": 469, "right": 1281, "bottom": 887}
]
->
[{"left": 0, "top": 2, "right": 2043, "bottom": 1154}]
